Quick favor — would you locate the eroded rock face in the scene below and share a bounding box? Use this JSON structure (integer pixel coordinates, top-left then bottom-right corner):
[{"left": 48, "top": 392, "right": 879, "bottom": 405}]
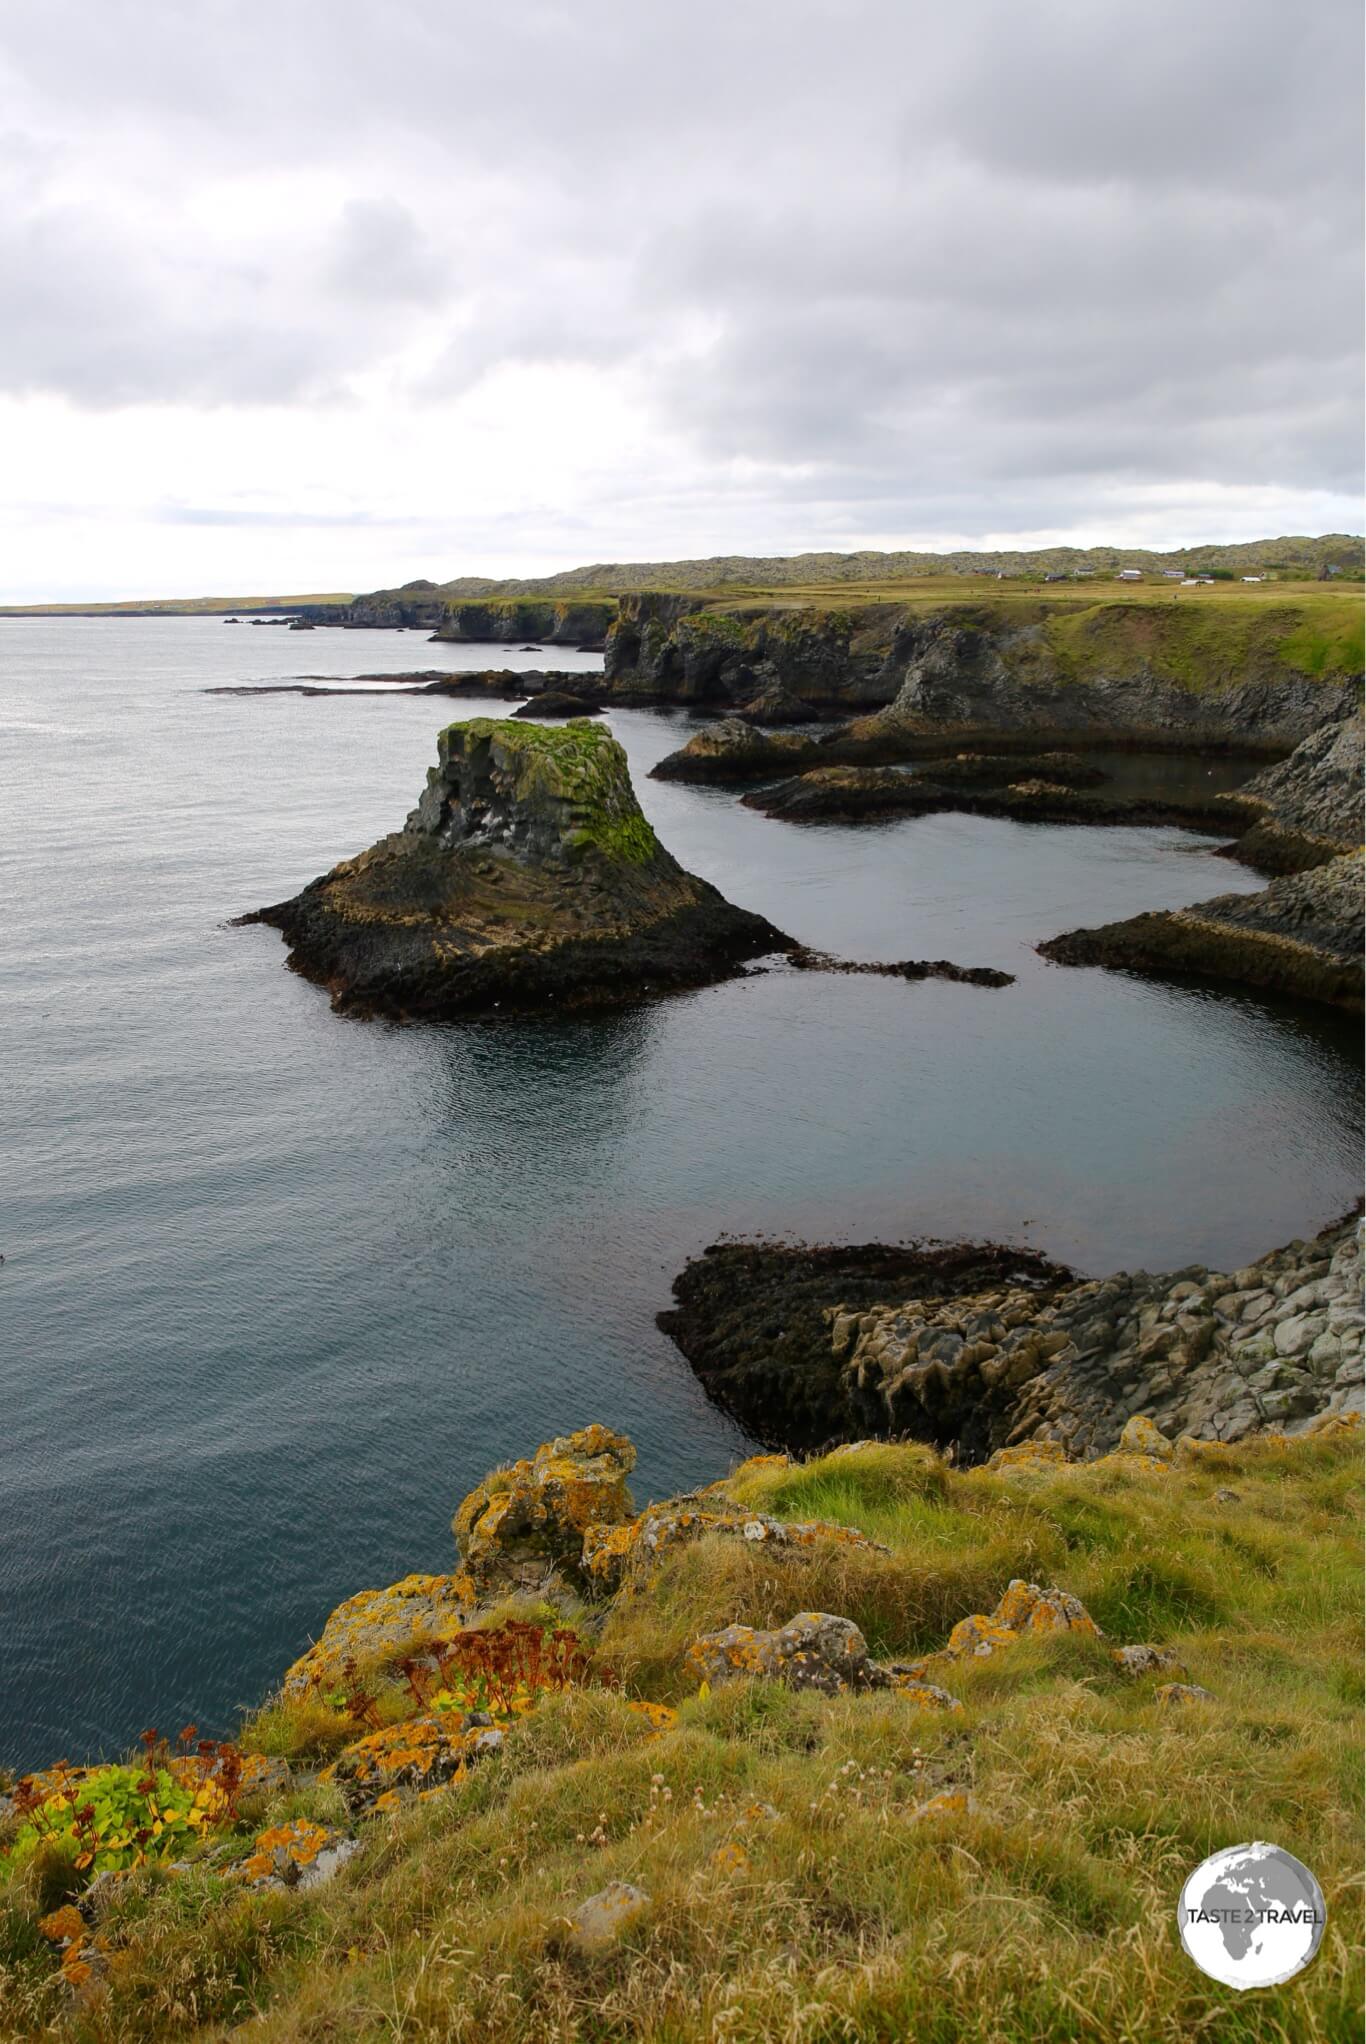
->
[
  {"left": 1239, "top": 715, "right": 1363, "bottom": 855},
  {"left": 1040, "top": 849, "right": 1364, "bottom": 1011},
  {"left": 280, "top": 1573, "right": 473, "bottom": 1700},
  {"left": 453, "top": 1424, "right": 637, "bottom": 1595},
  {"left": 245, "top": 719, "right": 791, "bottom": 1016},
  {"left": 836, "top": 1210, "right": 1363, "bottom": 1460}
]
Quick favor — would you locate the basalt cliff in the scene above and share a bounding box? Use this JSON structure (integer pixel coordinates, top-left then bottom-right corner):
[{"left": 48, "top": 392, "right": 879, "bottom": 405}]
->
[{"left": 244, "top": 719, "right": 790, "bottom": 1017}]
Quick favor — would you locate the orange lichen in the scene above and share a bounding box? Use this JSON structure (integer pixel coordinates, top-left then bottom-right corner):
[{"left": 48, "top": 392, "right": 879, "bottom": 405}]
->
[
  {"left": 943, "top": 1580, "right": 1099, "bottom": 1660},
  {"left": 280, "top": 1573, "right": 474, "bottom": 1700},
  {"left": 237, "top": 1818, "right": 336, "bottom": 1886}
]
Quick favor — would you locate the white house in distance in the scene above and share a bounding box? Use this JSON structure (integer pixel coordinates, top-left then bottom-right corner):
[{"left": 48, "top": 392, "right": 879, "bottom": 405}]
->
[
  {"left": 1242, "top": 574, "right": 1265, "bottom": 583},
  {"left": 1117, "top": 568, "right": 1144, "bottom": 580},
  {"left": 1161, "top": 568, "right": 1183, "bottom": 579}
]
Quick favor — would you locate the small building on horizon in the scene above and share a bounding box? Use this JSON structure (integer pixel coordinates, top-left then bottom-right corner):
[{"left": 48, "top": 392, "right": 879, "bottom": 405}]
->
[{"left": 1117, "top": 568, "right": 1144, "bottom": 581}]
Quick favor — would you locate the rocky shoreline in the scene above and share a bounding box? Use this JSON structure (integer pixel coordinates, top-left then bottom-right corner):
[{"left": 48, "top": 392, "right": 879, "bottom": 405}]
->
[{"left": 662, "top": 1211, "right": 1364, "bottom": 1463}]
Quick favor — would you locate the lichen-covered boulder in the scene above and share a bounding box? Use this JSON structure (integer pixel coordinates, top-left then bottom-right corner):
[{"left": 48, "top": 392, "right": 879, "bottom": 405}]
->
[
  {"left": 944, "top": 1579, "right": 1100, "bottom": 1660},
  {"left": 1116, "top": 1415, "right": 1174, "bottom": 1460},
  {"left": 454, "top": 1424, "right": 637, "bottom": 1594},
  {"left": 323, "top": 1715, "right": 504, "bottom": 1814},
  {"left": 280, "top": 1572, "right": 474, "bottom": 1700},
  {"left": 235, "top": 1819, "right": 359, "bottom": 1892},
  {"left": 688, "top": 1613, "right": 877, "bottom": 1695},
  {"left": 686, "top": 1611, "right": 959, "bottom": 1706},
  {"left": 246, "top": 719, "right": 790, "bottom": 1016},
  {"left": 580, "top": 1501, "right": 888, "bottom": 1594},
  {"left": 1112, "top": 1644, "right": 1184, "bottom": 1678},
  {"left": 564, "top": 1881, "right": 651, "bottom": 1952}
]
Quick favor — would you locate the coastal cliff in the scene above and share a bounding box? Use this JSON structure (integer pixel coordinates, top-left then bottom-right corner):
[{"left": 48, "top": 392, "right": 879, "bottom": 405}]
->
[
  {"left": 1, "top": 1410, "right": 1359, "bottom": 2038},
  {"left": 243, "top": 719, "right": 790, "bottom": 1017},
  {"left": 297, "top": 587, "right": 614, "bottom": 647},
  {"left": 603, "top": 592, "right": 1362, "bottom": 738}
]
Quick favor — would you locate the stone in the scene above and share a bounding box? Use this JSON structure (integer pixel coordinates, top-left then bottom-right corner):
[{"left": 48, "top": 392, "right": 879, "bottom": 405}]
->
[
  {"left": 245, "top": 719, "right": 791, "bottom": 1017},
  {"left": 689, "top": 1612, "right": 877, "bottom": 1695},
  {"left": 564, "top": 1882, "right": 651, "bottom": 1952},
  {"left": 1274, "top": 1314, "right": 1320, "bottom": 1358},
  {"left": 1117, "top": 1414, "right": 1174, "bottom": 1459},
  {"left": 280, "top": 1572, "right": 474, "bottom": 1699},
  {"left": 1155, "top": 1682, "right": 1217, "bottom": 1707},
  {"left": 1111, "top": 1644, "right": 1183, "bottom": 1677},
  {"left": 581, "top": 1502, "right": 886, "bottom": 1594},
  {"left": 324, "top": 1716, "right": 503, "bottom": 1813},
  {"left": 235, "top": 1819, "right": 359, "bottom": 1891},
  {"left": 454, "top": 1425, "right": 637, "bottom": 1594},
  {"left": 912, "top": 1790, "right": 976, "bottom": 1820},
  {"left": 943, "top": 1579, "right": 1100, "bottom": 1659},
  {"left": 649, "top": 717, "right": 819, "bottom": 784}
]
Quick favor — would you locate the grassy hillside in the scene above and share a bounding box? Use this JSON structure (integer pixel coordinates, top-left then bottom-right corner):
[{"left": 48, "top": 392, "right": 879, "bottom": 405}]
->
[
  {"left": 0, "top": 594, "right": 353, "bottom": 618},
  {"left": 2, "top": 1424, "right": 1360, "bottom": 2041},
  {"left": 426, "top": 535, "right": 1363, "bottom": 599}
]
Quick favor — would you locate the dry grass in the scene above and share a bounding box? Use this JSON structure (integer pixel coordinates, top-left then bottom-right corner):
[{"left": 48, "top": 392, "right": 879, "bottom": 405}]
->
[{"left": 1, "top": 1431, "right": 1360, "bottom": 2041}]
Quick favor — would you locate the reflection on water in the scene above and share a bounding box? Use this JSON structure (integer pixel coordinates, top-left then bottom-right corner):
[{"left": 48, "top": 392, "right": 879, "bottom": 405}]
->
[{"left": 0, "top": 619, "right": 1358, "bottom": 1767}]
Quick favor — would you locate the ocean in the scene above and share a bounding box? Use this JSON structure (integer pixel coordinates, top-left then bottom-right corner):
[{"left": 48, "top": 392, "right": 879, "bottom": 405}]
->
[{"left": 1, "top": 616, "right": 1358, "bottom": 1769}]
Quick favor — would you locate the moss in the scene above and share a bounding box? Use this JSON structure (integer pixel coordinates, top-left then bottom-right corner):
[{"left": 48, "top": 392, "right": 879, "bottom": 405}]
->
[{"left": 445, "top": 718, "right": 661, "bottom": 866}]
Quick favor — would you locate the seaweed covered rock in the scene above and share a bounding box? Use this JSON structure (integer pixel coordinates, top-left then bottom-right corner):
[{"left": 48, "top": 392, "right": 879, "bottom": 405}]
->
[
  {"left": 454, "top": 1424, "right": 638, "bottom": 1595},
  {"left": 649, "top": 717, "right": 820, "bottom": 784},
  {"left": 1039, "top": 849, "right": 1364, "bottom": 1011},
  {"left": 246, "top": 719, "right": 790, "bottom": 1016}
]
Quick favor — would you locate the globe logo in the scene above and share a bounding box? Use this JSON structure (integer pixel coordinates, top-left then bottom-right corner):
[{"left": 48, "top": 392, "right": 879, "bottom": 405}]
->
[{"left": 1179, "top": 1842, "right": 1326, "bottom": 1990}]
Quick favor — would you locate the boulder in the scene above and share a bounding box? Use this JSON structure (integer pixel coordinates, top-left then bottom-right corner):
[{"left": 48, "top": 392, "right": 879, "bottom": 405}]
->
[
  {"left": 511, "top": 693, "right": 602, "bottom": 719},
  {"left": 581, "top": 1500, "right": 887, "bottom": 1593},
  {"left": 454, "top": 1424, "right": 637, "bottom": 1595},
  {"left": 564, "top": 1882, "right": 651, "bottom": 1952},
  {"left": 733, "top": 684, "right": 824, "bottom": 726},
  {"left": 943, "top": 1580, "right": 1100, "bottom": 1659},
  {"left": 245, "top": 719, "right": 791, "bottom": 1017},
  {"left": 687, "top": 1611, "right": 961, "bottom": 1706}
]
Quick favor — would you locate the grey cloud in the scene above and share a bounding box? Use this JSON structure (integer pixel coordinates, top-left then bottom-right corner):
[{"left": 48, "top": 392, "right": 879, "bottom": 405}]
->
[{"left": 0, "top": 0, "right": 1359, "bottom": 536}]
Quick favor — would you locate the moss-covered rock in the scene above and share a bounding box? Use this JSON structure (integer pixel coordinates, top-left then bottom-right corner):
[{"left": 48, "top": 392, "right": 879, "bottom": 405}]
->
[{"left": 244, "top": 719, "right": 791, "bottom": 1016}]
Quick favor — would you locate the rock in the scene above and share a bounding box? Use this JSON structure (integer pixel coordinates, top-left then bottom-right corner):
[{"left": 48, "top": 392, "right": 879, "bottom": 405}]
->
[
  {"left": 1155, "top": 1682, "right": 1217, "bottom": 1707},
  {"left": 511, "top": 692, "right": 602, "bottom": 719},
  {"left": 733, "top": 684, "right": 825, "bottom": 725},
  {"left": 564, "top": 1881, "right": 651, "bottom": 1952},
  {"left": 581, "top": 1500, "right": 886, "bottom": 1594},
  {"left": 943, "top": 1580, "right": 1100, "bottom": 1660},
  {"left": 280, "top": 1572, "right": 474, "bottom": 1699},
  {"left": 454, "top": 1424, "right": 637, "bottom": 1595},
  {"left": 744, "top": 764, "right": 1234, "bottom": 832},
  {"left": 649, "top": 718, "right": 819, "bottom": 784},
  {"left": 1111, "top": 1644, "right": 1183, "bottom": 1677},
  {"left": 985, "top": 1439, "right": 1067, "bottom": 1472},
  {"left": 245, "top": 719, "right": 792, "bottom": 1017},
  {"left": 687, "top": 1612, "right": 958, "bottom": 1703},
  {"left": 324, "top": 1716, "right": 503, "bottom": 1813},
  {"left": 912, "top": 1789, "right": 976, "bottom": 1820},
  {"left": 1117, "top": 1415, "right": 1174, "bottom": 1460},
  {"left": 787, "top": 946, "right": 1013, "bottom": 989},
  {"left": 1039, "top": 851, "right": 1364, "bottom": 1012},
  {"left": 1213, "top": 1487, "right": 1242, "bottom": 1503},
  {"left": 1237, "top": 717, "right": 1363, "bottom": 864},
  {"left": 236, "top": 1819, "right": 359, "bottom": 1890}
]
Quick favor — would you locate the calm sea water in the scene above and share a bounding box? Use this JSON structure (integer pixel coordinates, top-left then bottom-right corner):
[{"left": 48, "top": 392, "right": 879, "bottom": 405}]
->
[{"left": 2, "top": 618, "right": 1359, "bottom": 1769}]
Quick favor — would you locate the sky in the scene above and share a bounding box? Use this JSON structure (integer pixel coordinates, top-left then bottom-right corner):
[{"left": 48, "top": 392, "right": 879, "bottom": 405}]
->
[{"left": 1, "top": 0, "right": 1362, "bottom": 600}]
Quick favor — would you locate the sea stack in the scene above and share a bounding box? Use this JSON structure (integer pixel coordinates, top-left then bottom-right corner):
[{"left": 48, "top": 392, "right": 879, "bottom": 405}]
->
[{"left": 246, "top": 717, "right": 792, "bottom": 1016}]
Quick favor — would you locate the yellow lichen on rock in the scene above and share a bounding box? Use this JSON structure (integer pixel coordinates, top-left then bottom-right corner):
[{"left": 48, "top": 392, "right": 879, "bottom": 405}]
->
[
  {"left": 323, "top": 1714, "right": 504, "bottom": 1813},
  {"left": 453, "top": 1425, "right": 637, "bottom": 1594},
  {"left": 984, "top": 1439, "right": 1068, "bottom": 1472},
  {"left": 280, "top": 1573, "right": 474, "bottom": 1700},
  {"left": 944, "top": 1579, "right": 1099, "bottom": 1659},
  {"left": 582, "top": 1500, "right": 887, "bottom": 1594}
]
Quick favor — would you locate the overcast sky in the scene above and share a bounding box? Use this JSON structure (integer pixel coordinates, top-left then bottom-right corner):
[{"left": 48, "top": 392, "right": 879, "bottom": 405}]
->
[{"left": 1, "top": 0, "right": 1361, "bottom": 599}]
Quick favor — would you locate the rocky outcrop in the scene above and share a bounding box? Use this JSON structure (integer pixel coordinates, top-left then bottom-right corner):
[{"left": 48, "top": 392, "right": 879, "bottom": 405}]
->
[
  {"left": 832, "top": 1210, "right": 1363, "bottom": 1461},
  {"left": 687, "top": 1611, "right": 960, "bottom": 1703},
  {"left": 1232, "top": 716, "right": 1363, "bottom": 870},
  {"left": 649, "top": 718, "right": 820, "bottom": 784},
  {"left": 787, "top": 947, "right": 1013, "bottom": 989},
  {"left": 657, "top": 1241, "right": 1069, "bottom": 1453},
  {"left": 831, "top": 605, "right": 1360, "bottom": 759},
  {"left": 244, "top": 719, "right": 791, "bottom": 1017},
  {"left": 1039, "top": 850, "right": 1364, "bottom": 1011},
  {"left": 452, "top": 1424, "right": 638, "bottom": 1596},
  {"left": 733, "top": 684, "right": 825, "bottom": 725},
  {"left": 430, "top": 599, "right": 614, "bottom": 649},
  {"left": 510, "top": 691, "right": 601, "bottom": 718},
  {"left": 743, "top": 764, "right": 1237, "bottom": 830},
  {"left": 604, "top": 596, "right": 899, "bottom": 707}
]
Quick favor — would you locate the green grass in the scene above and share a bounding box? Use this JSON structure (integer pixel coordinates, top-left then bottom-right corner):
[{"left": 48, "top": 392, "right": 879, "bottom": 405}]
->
[{"left": 1, "top": 1431, "right": 1359, "bottom": 2040}]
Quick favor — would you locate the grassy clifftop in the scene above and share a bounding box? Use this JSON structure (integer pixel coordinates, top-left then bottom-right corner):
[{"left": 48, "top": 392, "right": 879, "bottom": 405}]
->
[{"left": 2, "top": 1422, "right": 1360, "bottom": 2041}]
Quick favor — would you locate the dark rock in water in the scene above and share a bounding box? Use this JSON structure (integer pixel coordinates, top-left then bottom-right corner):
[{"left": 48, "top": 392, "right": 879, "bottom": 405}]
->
[
  {"left": 733, "top": 684, "right": 824, "bottom": 726},
  {"left": 745, "top": 764, "right": 1255, "bottom": 833},
  {"left": 416, "top": 668, "right": 598, "bottom": 702},
  {"left": 788, "top": 947, "right": 1013, "bottom": 989},
  {"left": 288, "top": 619, "right": 316, "bottom": 631},
  {"left": 511, "top": 692, "right": 602, "bottom": 719},
  {"left": 650, "top": 717, "right": 820, "bottom": 784},
  {"left": 242, "top": 718, "right": 792, "bottom": 1018},
  {"left": 658, "top": 1241, "right": 1068, "bottom": 1454},
  {"left": 660, "top": 1212, "right": 1363, "bottom": 1462},
  {"left": 1039, "top": 850, "right": 1364, "bottom": 1011},
  {"left": 520, "top": 645, "right": 543, "bottom": 652}
]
